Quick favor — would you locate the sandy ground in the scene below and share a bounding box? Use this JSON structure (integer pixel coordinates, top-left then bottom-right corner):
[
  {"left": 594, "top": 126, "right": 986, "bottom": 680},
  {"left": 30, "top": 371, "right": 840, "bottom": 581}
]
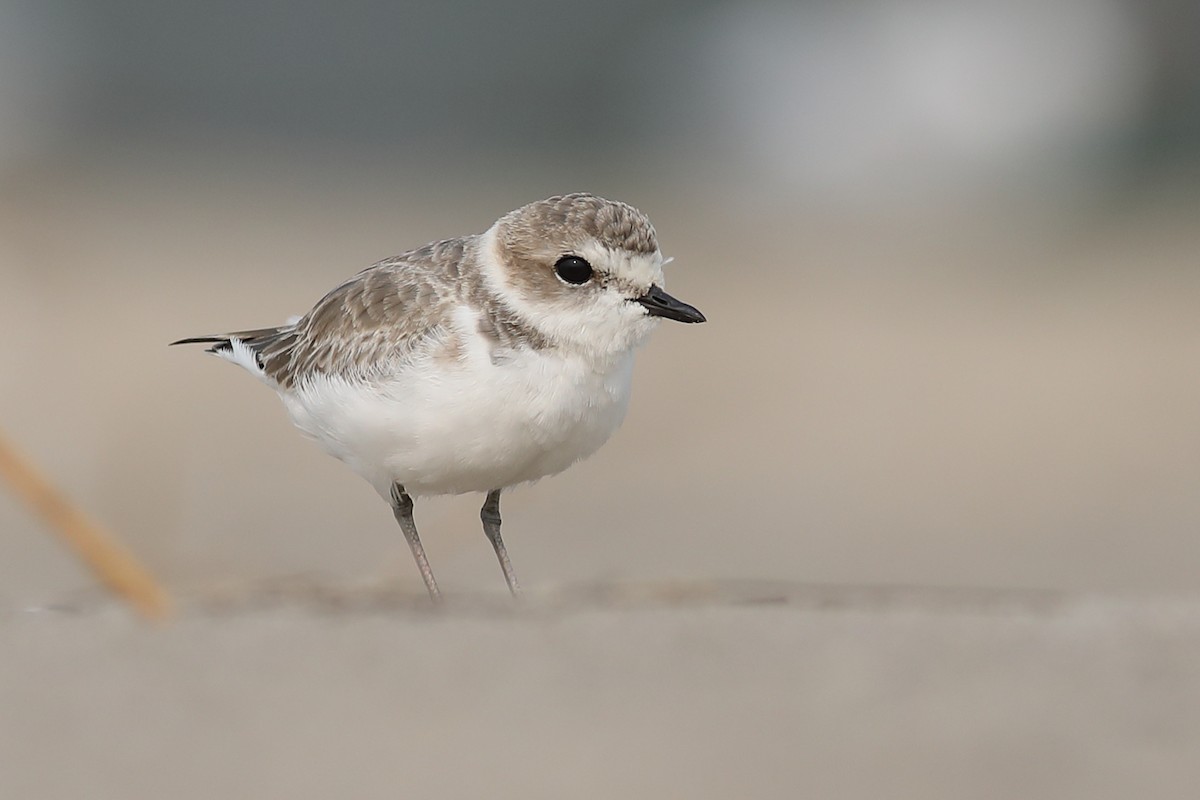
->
[
  {"left": 3, "top": 588, "right": 1200, "bottom": 799},
  {"left": 2, "top": 155, "right": 1200, "bottom": 797}
]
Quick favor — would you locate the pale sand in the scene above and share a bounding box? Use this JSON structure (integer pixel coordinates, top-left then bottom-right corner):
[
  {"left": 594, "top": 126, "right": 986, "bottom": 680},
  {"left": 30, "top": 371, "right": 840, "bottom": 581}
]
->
[
  {"left": 2, "top": 588, "right": 1199, "bottom": 799},
  {"left": 2, "top": 158, "right": 1199, "bottom": 797}
]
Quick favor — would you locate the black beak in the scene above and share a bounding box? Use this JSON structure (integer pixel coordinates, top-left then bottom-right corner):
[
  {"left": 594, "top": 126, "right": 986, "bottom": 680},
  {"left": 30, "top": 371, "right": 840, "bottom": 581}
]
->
[{"left": 634, "top": 285, "right": 706, "bottom": 324}]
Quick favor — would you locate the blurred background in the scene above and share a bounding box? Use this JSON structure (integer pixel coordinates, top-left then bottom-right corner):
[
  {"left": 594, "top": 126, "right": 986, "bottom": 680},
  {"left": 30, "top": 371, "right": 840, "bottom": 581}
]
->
[
  {"left": 2, "top": 0, "right": 1199, "bottom": 602},
  {"left": 4, "top": 4, "right": 1200, "bottom": 799}
]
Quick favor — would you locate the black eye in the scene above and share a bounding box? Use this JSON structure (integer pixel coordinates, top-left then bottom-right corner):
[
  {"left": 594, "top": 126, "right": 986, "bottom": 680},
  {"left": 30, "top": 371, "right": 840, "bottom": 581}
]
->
[{"left": 554, "top": 255, "right": 593, "bottom": 285}]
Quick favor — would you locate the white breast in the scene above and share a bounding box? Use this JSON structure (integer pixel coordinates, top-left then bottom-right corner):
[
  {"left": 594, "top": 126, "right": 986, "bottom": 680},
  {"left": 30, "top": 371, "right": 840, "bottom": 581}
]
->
[{"left": 278, "top": 317, "right": 637, "bottom": 498}]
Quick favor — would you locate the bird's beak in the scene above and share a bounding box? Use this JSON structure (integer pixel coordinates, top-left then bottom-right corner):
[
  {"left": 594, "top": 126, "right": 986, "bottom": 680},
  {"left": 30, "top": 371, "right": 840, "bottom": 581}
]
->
[{"left": 634, "top": 285, "right": 706, "bottom": 324}]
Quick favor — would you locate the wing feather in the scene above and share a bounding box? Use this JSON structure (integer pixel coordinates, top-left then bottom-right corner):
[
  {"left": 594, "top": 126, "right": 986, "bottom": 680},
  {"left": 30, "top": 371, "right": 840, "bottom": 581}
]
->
[{"left": 171, "top": 237, "right": 470, "bottom": 388}]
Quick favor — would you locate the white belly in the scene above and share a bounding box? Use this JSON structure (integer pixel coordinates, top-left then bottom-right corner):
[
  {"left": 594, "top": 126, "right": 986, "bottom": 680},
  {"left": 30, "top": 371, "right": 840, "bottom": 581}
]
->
[{"left": 280, "top": 347, "right": 636, "bottom": 498}]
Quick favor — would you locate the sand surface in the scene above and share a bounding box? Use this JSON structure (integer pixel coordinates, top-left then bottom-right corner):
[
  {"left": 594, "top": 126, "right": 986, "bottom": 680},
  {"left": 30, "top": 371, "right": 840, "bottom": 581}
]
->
[
  {"left": 4, "top": 587, "right": 1200, "bottom": 800},
  {"left": 3, "top": 158, "right": 1200, "bottom": 797}
]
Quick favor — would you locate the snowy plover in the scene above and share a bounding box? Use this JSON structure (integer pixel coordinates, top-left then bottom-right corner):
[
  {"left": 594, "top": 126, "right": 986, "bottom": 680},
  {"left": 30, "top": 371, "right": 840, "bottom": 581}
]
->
[{"left": 173, "top": 193, "right": 704, "bottom": 600}]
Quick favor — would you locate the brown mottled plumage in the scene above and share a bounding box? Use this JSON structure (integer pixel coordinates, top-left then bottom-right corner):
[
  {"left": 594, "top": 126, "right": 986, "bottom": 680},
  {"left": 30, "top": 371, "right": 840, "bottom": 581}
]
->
[
  {"left": 253, "top": 238, "right": 476, "bottom": 388},
  {"left": 176, "top": 193, "right": 657, "bottom": 388}
]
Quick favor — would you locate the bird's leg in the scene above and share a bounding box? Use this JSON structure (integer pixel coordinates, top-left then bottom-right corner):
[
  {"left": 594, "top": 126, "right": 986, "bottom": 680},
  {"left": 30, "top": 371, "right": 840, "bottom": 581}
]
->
[
  {"left": 390, "top": 483, "right": 441, "bottom": 602},
  {"left": 481, "top": 489, "right": 520, "bottom": 596}
]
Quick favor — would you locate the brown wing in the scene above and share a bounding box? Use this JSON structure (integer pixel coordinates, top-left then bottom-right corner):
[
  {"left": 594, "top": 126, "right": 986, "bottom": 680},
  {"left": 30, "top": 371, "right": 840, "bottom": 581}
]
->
[
  {"left": 262, "top": 238, "right": 468, "bottom": 387},
  {"left": 170, "top": 237, "right": 471, "bottom": 388}
]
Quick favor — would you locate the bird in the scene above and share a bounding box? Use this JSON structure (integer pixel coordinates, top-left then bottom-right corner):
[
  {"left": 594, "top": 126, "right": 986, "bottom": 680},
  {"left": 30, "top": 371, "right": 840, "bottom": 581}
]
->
[{"left": 172, "top": 193, "right": 705, "bottom": 600}]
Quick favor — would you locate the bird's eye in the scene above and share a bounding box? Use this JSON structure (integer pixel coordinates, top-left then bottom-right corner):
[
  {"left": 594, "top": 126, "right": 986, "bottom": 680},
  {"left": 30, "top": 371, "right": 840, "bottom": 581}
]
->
[{"left": 554, "top": 255, "right": 593, "bottom": 285}]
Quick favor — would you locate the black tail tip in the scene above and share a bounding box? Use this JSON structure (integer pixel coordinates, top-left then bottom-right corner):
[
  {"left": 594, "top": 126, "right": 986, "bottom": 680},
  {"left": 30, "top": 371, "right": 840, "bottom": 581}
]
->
[{"left": 170, "top": 336, "right": 221, "bottom": 347}]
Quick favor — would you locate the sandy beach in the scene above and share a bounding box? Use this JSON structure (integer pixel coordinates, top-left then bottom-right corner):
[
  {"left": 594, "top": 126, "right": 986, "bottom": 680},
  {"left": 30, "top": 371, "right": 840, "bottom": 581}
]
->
[{"left": 3, "top": 158, "right": 1200, "bottom": 797}]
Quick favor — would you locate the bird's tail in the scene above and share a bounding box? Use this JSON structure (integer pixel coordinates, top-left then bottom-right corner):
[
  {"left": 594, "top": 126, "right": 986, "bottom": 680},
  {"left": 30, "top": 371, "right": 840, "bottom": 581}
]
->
[
  {"left": 170, "top": 326, "right": 298, "bottom": 384},
  {"left": 170, "top": 327, "right": 285, "bottom": 354}
]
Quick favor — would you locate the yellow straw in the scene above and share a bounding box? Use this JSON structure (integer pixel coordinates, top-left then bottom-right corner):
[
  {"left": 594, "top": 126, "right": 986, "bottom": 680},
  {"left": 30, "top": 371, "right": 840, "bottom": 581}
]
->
[{"left": 0, "top": 429, "right": 172, "bottom": 620}]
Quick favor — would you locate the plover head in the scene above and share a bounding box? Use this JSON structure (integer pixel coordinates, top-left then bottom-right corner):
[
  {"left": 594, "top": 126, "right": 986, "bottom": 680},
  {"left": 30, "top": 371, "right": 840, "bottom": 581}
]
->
[{"left": 481, "top": 193, "right": 705, "bottom": 357}]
